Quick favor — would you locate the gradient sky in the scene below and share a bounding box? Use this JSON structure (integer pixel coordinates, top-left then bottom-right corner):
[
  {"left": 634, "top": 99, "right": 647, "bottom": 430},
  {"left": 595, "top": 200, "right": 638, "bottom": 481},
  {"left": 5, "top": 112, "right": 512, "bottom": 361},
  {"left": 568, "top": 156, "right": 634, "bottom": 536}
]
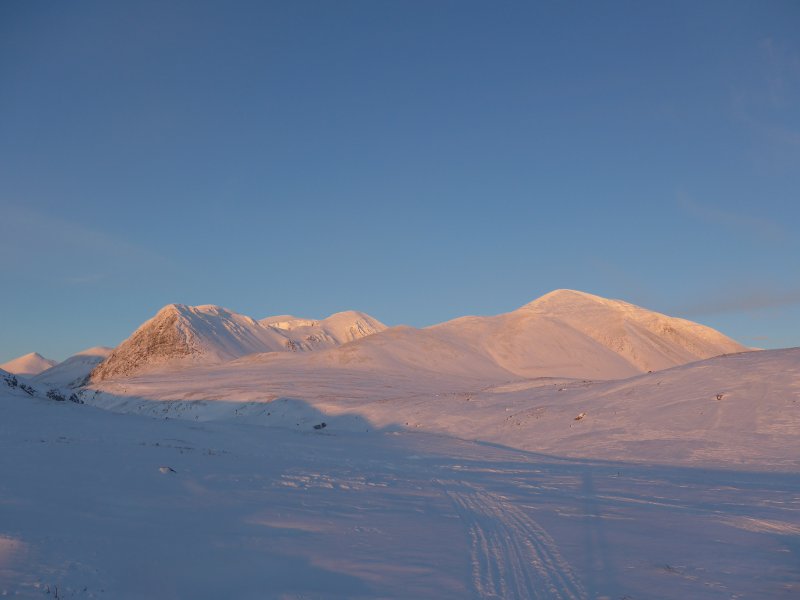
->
[{"left": 2, "top": 1, "right": 799, "bottom": 362}]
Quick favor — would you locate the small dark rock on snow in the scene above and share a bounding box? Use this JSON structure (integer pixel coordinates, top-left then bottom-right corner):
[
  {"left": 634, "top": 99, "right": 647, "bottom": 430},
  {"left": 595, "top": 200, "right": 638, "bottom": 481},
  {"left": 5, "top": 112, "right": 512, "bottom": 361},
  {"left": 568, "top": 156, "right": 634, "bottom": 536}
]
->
[{"left": 46, "top": 389, "right": 66, "bottom": 402}]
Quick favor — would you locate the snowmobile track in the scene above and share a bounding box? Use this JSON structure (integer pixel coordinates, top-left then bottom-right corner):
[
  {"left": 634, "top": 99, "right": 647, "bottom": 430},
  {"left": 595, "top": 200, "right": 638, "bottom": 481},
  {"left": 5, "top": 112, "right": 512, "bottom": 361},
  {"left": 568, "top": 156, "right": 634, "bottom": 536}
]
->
[{"left": 441, "top": 482, "right": 586, "bottom": 600}]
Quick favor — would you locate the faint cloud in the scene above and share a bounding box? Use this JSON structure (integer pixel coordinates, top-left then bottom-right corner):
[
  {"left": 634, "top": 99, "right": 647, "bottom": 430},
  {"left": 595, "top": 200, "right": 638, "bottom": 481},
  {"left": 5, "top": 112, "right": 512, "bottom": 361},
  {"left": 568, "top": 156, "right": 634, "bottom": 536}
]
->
[
  {"left": 730, "top": 38, "right": 800, "bottom": 168},
  {"left": 758, "top": 37, "right": 800, "bottom": 109},
  {"left": 677, "top": 192, "right": 785, "bottom": 242},
  {"left": 742, "top": 334, "right": 798, "bottom": 349},
  {"left": 62, "top": 273, "right": 107, "bottom": 285},
  {"left": 0, "top": 202, "right": 172, "bottom": 284},
  {"left": 732, "top": 93, "right": 800, "bottom": 147},
  {"left": 676, "top": 287, "right": 800, "bottom": 317}
]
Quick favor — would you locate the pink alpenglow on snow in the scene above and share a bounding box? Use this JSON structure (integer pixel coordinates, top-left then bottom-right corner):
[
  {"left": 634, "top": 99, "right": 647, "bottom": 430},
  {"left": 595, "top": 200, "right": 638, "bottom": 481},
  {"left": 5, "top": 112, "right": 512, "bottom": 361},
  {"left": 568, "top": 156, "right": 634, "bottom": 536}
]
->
[{"left": 0, "top": 352, "right": 58, "bottom": 376}]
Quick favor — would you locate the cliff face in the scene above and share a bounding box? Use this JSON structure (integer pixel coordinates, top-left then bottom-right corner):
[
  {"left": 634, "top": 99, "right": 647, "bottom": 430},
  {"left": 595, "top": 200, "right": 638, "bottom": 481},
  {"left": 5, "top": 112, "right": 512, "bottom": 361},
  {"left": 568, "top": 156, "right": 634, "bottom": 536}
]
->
[{"left": 90, "top": 306, "right": 198, "bottom": 381}]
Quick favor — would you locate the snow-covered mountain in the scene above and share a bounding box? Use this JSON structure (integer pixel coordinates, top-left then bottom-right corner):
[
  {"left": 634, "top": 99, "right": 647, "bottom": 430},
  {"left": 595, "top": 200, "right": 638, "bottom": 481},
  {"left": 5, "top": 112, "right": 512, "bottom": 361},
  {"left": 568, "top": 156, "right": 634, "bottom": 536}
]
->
[
  {"left": 259, "top": 310, "right": 389, "bottom": 349},
  {"left": 3, "top": 293, "right": 796, "bottom": 599},
  {"left": 33, "top": 347, "right": 113, "bottom": 389},
  {"left": 0, "top": 352, "right": 58, "bottom": 376},
  {"left": 80, "top": 289, "right": 764, "bottom": 466},
  {"left": 441, "top": 288, "right": 747, "bottom": 377},
  {"left": 89, "top": 291, "right": 745, "bottom": 384},
  {"left": 90, "top": 304, "right": 386, "bottom": 381},
  {"left": 310, "top": 289, "right": 747, "bottom": 380}
]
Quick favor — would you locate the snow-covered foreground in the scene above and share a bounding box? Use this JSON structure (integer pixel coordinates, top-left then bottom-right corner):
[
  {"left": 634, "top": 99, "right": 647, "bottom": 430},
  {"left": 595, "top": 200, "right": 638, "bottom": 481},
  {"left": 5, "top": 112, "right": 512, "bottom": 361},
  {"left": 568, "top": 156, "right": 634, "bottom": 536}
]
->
[
  {"left": 2, "top": 385, "right": 798, "bottom": 599},
  {"left": 84, "top": 348, "right": 800, "bottom": 470}
]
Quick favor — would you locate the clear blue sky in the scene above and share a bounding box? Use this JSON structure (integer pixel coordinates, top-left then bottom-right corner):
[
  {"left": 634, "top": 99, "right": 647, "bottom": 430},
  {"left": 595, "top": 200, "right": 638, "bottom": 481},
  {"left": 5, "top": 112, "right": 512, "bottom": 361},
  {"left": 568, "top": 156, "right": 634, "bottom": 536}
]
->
[{"left": 2, "top": 1, "right": 799, "bottom": 361}]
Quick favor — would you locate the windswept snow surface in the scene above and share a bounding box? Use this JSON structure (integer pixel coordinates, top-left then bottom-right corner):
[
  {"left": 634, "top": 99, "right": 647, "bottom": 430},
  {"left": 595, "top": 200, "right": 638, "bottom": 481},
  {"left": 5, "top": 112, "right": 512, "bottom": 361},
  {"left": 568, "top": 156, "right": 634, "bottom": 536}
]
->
[
  {"left": 2, "top": 376, "right": 799, "bottom": 598},
  {"left": 0, "top": 352, "right": 58, "bottom": 376}
]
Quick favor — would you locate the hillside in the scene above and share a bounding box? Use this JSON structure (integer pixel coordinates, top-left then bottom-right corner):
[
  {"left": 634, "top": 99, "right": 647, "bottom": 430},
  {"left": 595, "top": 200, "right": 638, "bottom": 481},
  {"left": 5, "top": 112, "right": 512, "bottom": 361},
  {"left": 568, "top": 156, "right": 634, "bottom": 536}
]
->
[
  {"left": 33, "top": 347, "right": 113, "bottom": 389},
  {"left": 82, "top": 344, "right": 798, "bottom": 469},
  {"left": 4, "top": 369, "right": 798, "bottom": 599},
  {"left": 5, "top": 295, "right": 798, "bottom": 600},
  {"left": 259, "top": 310, "right": 388, "bottom": 350},
  {"left": 308, "top": 289, "right": 747, "bottom": 381},
  {"left": 90, "top": 304, "right": 386, "bottom": 381},
  {"left": 428, "top": 289, "right": 746, "bottom": 378}
]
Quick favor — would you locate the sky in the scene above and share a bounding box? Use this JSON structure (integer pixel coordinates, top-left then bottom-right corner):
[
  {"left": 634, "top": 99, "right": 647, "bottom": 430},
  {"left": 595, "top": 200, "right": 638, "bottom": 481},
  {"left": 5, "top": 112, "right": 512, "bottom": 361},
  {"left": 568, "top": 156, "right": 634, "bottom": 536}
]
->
[{"left": 1, "top": 0, "right": 799, "bottom": 361}]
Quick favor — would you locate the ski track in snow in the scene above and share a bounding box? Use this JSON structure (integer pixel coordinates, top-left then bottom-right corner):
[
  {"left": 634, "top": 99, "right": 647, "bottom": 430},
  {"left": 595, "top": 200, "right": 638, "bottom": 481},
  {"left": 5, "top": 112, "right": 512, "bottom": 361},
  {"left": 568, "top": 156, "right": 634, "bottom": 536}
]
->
[{"left": 440, "top": 480, "right": 586, "bottom": 600}]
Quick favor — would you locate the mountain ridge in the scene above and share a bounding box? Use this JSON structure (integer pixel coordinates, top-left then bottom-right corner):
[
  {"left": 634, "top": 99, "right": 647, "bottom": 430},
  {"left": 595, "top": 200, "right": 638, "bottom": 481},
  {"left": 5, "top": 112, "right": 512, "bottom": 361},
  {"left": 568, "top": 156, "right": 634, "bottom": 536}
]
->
[
  {"left": 88, "top": 290, "right": 747, "bottom": 384},
  {"left": 90, "top": 304, "right": 387, "bottom": 381}
]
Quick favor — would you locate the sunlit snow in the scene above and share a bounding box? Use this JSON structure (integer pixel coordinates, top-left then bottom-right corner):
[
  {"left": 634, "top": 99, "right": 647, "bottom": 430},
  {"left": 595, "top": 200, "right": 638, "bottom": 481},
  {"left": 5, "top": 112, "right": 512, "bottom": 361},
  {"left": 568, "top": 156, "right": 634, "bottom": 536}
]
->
[{"left": 1, "top": 291, "right": 797, "bottom": 598}]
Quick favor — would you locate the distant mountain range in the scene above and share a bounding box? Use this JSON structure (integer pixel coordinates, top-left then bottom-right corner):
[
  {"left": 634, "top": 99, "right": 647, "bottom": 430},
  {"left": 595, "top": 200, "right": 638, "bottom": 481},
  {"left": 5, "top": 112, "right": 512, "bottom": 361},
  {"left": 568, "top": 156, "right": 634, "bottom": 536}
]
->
[
  {"left": 7, "top": 289, "right": 793, "bottom": 470},
  {"left": 2, "top": 290, "right": 748, "bottom": 388},
  {"left": 86, "top": 289, "right": 745, "bottom": 383},
  {"left": 90, "top": 305, "right": 386, "bottom": 381},
  {"left": 64, "top": 291, "right": 795, "bottom": 471}
]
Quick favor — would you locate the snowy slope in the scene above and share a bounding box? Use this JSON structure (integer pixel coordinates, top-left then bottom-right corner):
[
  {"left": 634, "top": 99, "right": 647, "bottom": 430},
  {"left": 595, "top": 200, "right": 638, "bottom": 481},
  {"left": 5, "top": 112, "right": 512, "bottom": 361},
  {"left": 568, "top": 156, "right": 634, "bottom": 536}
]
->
[
  {"left": 425, "top": 289, "right": 747, "bottom": 379},
  {"left": 0, "top": 352, "right": 58, "bottom": 376},
  {"left": 306, "top": 325, "right": 519, "bottom": 380},
  {"left": 91, "top": 304, "right": 386, "bottom": 381},
  {"left": 1, "top": 367, "right": 22, "bottom": 390},
  {"left": 33, "top": 346, "right": 113, "bottom": 389},
  {"left": 302, "top": 289, "right": 747, "bottom": 381},
  {"left": 387, "top": 347, "right": 800, "bottom": 469},
  {"left": 3, "top": 292, "right": 797, "bottom": 598},
  {"left": 516, "top": 289, "right": 747, "bottom": 373},
  {"left": 259, "top": 310, "right": 385, "bottom": 347},
  {"left": 3, "top": 372, "right": 799, "bottom": 598},
  {"left": 82, "top": 345, "right": 800, "bottom": 469}
]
